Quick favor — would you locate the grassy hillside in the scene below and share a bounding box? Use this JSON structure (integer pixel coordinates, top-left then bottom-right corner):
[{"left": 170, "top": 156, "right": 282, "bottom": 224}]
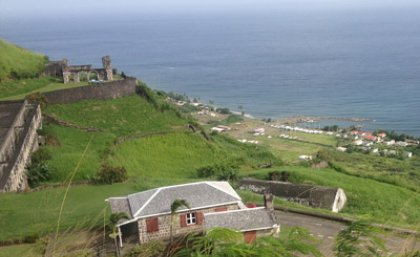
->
[
  {"left": 245, "top": 167, "right": 420, "bottom": 228},
  {"left": 0, "top": 39, "right": 47, "bottom": 81}
]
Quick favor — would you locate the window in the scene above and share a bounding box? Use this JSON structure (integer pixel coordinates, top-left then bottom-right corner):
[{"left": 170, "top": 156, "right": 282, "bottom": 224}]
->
[
  {"left": 186, "top": 212, "right": 196, "bottom": 225},
  {"left": 146, "top": 217, "right": 159, "bottom": 232}
]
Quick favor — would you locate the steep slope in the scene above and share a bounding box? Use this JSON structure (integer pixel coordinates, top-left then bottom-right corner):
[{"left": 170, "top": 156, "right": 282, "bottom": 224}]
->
[{"left": 0, "top": 39, "right": 47, "bottom": 81}]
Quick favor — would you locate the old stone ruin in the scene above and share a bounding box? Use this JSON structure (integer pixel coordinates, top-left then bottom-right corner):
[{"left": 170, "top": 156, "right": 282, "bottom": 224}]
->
[
  {"left": 0, "top": 100, "right": 42, "bottom": 192},
  {"left": 44, "top": 55, "right": 113, "bottom": 83},
  {"left": 239, "top": 178, "right": 347, "bottom": 213}
]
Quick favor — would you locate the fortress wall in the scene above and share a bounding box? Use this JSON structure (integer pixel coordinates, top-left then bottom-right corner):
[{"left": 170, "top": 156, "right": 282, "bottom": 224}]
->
[
  {"left": 0, "top": 101, "right": 27, "bottom": 163},
  {"left": 0, "top": 103, "right": 42, "bottom": 192},
  {"left": 43, "top": 77, "right": 137, "bottom": 104},
  {"left": 238, "top": 178, "right": 346, "bottom": 212}
]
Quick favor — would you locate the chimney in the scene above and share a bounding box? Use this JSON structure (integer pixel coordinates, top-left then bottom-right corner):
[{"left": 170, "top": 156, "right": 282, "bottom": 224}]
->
[{"left": 264, "top": 193, "right": 274, "bottom": 210}]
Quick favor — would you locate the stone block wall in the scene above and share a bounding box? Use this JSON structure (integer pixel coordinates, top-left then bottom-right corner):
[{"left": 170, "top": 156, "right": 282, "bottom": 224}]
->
[
  {"left": 137, "top": 204, "right": 239, "bottom": 244},
  {"left": 43, "top": 77, "right": 137, "bottom": 104},
  {"left": 0, "top": 102, "right": 42, "bottom": 192}
]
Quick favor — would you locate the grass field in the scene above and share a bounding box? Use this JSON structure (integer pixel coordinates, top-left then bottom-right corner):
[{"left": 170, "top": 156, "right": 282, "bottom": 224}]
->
[
  {"left": 317, "top": 149, "right": 420, "bottom": 192},
  {"left": 0, "top": 244, "right": 41, "bottom": 257},
  {"left": 244, "top": 166, "right": 420, "bottom": 229},
  {"left": 0, "top": 39, "right": 47, "bottom": 82},
  {"left": 0, "top": 78, "right": 87, "bottom": 100}
]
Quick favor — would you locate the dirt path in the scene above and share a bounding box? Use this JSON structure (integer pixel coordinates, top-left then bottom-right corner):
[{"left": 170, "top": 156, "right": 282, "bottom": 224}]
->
[{"left": 275, "top": 210, "right": 419, "bottom": 257}]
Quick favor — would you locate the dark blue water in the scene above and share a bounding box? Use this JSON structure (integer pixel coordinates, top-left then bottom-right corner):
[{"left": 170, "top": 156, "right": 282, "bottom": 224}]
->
[{"left": 1, "top": 8, "right": 420, "bottom": 136}]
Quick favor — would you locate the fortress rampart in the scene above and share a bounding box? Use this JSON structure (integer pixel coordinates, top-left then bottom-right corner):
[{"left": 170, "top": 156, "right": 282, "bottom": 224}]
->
[
  {"left": 43, "top": 77, "right": 137, "bottom": 104},
  {"left": 0, "top": 101, "right": 42, "bottom": 192}
]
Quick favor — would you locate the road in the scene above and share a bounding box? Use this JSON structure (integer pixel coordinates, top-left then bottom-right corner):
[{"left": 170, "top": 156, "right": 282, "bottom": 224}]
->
[{"left": 275, "top": 210, "right": 419, "bottom": 257}]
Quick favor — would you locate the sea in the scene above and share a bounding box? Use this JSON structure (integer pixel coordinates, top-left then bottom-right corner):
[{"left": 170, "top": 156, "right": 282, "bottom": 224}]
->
[{"left": 1, "top": 7, "right": 420, "bottom": 136}]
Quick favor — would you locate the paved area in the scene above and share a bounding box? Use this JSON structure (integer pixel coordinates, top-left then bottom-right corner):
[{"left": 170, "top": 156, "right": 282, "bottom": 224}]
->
[{"left": 275, "top": 210, "right": 419, "bottom": 257}]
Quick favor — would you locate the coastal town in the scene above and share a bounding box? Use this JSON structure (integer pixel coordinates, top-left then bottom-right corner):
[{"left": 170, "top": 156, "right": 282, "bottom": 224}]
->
[{"left": 168, "top": 96, "right": 419, "bottom": 162}]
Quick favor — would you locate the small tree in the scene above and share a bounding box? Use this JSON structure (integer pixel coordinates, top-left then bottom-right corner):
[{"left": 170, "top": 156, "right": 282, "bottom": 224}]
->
[
  {"left": 96, "top": 163, "right": 128, "bottom": 184},
  {"left": 109, "top": 212, "right": 129, "bottom": 257},
  {"left": 335, "top": 221, "right": 386, "bottom": 257},
  {"left": 170, "top": 199, "right": 190, "bottom": 244}
]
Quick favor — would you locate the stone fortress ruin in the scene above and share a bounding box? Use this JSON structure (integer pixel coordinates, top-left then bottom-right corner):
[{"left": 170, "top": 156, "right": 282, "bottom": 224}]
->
[
  {"left": 1, "top": 55, "right": 136, "bottom": 192},
  {"left": 44, "top": 55, "right": 113, "bottom": 83},
  {"left": 0, "top": 100, "right": 42, "bottom": 192}
]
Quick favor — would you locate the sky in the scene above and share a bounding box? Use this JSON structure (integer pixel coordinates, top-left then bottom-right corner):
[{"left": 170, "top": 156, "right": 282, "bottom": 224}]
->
[{"left": 1, "top": 0, "right": 420, "bottom": 19}]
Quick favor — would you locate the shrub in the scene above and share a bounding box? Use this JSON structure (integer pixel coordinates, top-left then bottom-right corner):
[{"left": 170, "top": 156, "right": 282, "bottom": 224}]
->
[
  {"left": 267, "top": 171, "right": 290, "bottom": 182},
  {"left": 216, "top": 108, "right": 230, "bottom": 115},
  {"left": 31, "top": 148, "right": 51, "bottom": 164},
  {"left": 217, "top": 169, "right": 238, "bottom": 181},
  {"left": 196, "top": 163, "right": 238, "bottom": 181},
  {"left": 25, "top": 92, "right": 48, "bottom": 109},
  {"left": 127, "top": 240, "right": 165, "bottom": 257},
  {"left": 27, "top": 162, "right": 51, "bottom": 188},
  {"left": 96, "top": 163, "right": 128, "bottom": 184}
]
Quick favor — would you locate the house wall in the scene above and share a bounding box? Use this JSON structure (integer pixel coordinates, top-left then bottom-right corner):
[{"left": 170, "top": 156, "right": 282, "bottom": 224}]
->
[{"left": 137, "top": 204, "right": 239, "bottom": 244}]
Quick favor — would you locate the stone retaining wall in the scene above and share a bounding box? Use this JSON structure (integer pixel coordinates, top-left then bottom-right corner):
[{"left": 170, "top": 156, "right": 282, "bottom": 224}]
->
[
  {"left": 43, "top": 77, "right": 137, "bottom": 104},
  {"left": 0, "top": 102, "right": 42, "bottom": 192}
]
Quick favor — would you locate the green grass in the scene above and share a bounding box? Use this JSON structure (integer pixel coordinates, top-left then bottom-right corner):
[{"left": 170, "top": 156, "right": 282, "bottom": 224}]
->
[
  {"left": 45, "top": 95, "right": 186, "bottom": 136},
  {"left": 317, "top": 149, "right": 420, "bottom": 192},
  {"left": 0, "top": 244, "right": 41, "bottom": 257},
  {"left": 42, "top": 125, "right": 115, "bottom": 181},
  {"left": 108, "top": 132, "right": 278, "bottom": 179},
  {"left": 0, "top": 183, "right": 140, "bottom": 242},
  {"left": 0, "top": 39, "right": 47, "bottom": 81},
  {"left": 0, "top": 78, "right": 87, "bottom": 100}
]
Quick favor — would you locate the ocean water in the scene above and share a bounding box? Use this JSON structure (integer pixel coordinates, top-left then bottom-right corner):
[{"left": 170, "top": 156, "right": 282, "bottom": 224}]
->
[{"left": 1, "top": 8, "right": 420, "bottom": 136}]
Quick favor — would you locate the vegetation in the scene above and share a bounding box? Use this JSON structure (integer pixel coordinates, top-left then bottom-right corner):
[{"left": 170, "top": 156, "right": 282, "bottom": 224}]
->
[
  {"left": 316, "top": 149, "right": 420, "bottom": 192},
  {"left": 26, "top": 149, "right": 53, "bottom": 188},
  {"left": 196, "top": 163, "right": 238, "bottom": 180},
  {"left": 0, "top": 39, "right": 47, "bottom": 82},
  {"left": 335, "top": 221, "right": 386, "bottom": 257},
  {"left": 96, "top": 163, "right": 128, "bottom": 184},
  {"left": 109, "top": 212, "right": 130, "bottom": 257},
  {"left": 169, "top": 227, "right": 322, "bottom": 257},
  {"left": 244, "top": 166, "right": 420, "bottom": 227},
  {"left": 170, "top": 199, "right": 190, "bottom": 243},
  {"left": 0, "top": 77, "right": 87, "bottom": 100},
  {"left": 1, "top": 44, "right": 419, "bottom": 256}
]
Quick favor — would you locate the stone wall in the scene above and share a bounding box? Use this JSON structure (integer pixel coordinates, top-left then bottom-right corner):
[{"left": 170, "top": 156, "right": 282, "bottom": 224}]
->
[
  {"left": 239, "top": 178, "right": 347, "bottom": 213},
  {"left": 43, "top": 77, "right": 137, "bottom": 104},
  {"left": 0, "top": 101, "right": 42, "bottom": 192},
  {"left": 136, "top": 204, "right": 239, "bottom": 244}
]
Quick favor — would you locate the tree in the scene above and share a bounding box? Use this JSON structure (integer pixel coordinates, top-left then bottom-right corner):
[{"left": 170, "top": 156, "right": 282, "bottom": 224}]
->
[
  {"left": 170, "top": 227, "right": 323, "bottom": 257},
  {"left": 170, "top": 199, "right": 190, "bottom": 244},
  {"left": 335, "top": 221, "right": 386, "bottom": 257},
  {"left": 109, "top": 212, "right": 129, "bottom": 257}
]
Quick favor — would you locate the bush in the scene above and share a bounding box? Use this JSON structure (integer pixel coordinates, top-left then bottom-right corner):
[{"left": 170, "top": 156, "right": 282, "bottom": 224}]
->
[
  {"left": 31, "top": 148, "right": 51, "bottom": 164},
  {"left": 27, "top": 162, "right": 51, "bottom": 188},
  {"left": 267, "top": 171, "right": 290, "bottom": 182},
  {"left": 25, "top": 92, "right": 48, "bottom": 109},
  {"left": 196, "top": 163, "right": 238, "bottom": 181},
  {"left": 216, "top": 108, "right": 230, "bottom": 115},
  {"left": 96, "top": 163, "right": 128, "bottom": 184},
  {"left": 217, "top": 169, "right": 238, "bottom": 181},
  {"left": 127, "top": 241, "right": 165, "bottom": 257}
]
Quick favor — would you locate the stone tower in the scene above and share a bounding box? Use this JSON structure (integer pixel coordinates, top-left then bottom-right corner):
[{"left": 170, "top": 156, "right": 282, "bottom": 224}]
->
[
  {"left": 102, "top": 55, "right": 113, "bottom": 81},
  {"left": 61, "top": 59, "right": 70, "bottom": 84}
]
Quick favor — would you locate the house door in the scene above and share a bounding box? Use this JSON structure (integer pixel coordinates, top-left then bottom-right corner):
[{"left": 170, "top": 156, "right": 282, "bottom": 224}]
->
[{"left": 244, "top": 231, "right": 257, "bottom": 244}]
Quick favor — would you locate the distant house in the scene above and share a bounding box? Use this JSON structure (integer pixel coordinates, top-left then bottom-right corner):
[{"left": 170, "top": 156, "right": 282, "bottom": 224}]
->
[
  {"left": 336, "top": 146, "right": 347, "bottom": 152},
  {"left": 106, "top": 181, "right": 279, "bottom": 247},
  {"left": 298, "top": 155, "right": 312, "bottom": 161}
]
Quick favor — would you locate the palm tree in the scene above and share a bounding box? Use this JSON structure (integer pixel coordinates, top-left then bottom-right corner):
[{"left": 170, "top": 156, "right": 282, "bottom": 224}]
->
[
  {"left": 170, "top": 199, "right": 190, "bottom": 244},
  {"left": 109, "top": 212, "right": 129, "bottom": 257}
]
